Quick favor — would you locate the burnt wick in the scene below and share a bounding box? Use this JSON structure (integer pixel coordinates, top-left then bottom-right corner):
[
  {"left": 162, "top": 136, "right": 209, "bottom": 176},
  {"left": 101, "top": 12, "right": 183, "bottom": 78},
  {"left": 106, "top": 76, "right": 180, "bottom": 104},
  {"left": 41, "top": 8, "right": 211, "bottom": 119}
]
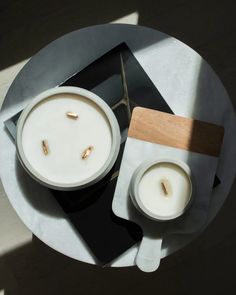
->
[
  {"left": 42, "top": 140, "right": 49, "bottom": 155},
  {"left": 160, "top": 180, "right": 169, "bottom": 197}
]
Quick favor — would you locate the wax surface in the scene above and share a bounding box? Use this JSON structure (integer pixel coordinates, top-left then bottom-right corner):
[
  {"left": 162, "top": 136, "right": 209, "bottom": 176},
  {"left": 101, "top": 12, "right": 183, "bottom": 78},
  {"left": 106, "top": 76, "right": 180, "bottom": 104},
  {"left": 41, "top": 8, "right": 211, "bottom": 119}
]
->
[
  {"left": 22, "top": 94, "right": 112, "bottom": 184},
  {"left": 138, "top": 163, "right": 191, "bottom": 217}
]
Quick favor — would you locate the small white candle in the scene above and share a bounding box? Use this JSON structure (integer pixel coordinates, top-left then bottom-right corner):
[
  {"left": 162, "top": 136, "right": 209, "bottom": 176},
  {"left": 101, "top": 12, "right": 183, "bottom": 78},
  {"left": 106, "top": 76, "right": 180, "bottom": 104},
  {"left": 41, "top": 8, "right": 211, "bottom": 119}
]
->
[
  {"left": 130, "top": 161, "right": 192, "bottom": 220},
  {"left": 17, "top": 87, "right": 120, "bottom": 189}
]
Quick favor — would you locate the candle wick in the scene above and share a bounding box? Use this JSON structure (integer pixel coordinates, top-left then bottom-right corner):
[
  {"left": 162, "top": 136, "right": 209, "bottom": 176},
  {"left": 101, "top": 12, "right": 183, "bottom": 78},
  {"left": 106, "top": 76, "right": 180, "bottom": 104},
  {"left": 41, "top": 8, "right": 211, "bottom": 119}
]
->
[
  {"left": 42, "top": 140, "right": 49, "bottom": 155},
  {"left": 66, "top": 111, "right": 79, "bottom": 119},
  {"left": 161, "top": 181, "right": 168, "bottom": 196},
  {"left": 82, "top": 146, "right": 94, "bottom": 159}
]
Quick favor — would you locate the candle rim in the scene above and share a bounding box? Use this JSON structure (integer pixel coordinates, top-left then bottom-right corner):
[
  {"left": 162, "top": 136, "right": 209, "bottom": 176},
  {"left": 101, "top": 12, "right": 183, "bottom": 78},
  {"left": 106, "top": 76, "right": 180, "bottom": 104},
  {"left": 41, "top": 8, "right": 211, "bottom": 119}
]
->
[{"left": 16, "top": 86, "right": 121, "bottom": 190}]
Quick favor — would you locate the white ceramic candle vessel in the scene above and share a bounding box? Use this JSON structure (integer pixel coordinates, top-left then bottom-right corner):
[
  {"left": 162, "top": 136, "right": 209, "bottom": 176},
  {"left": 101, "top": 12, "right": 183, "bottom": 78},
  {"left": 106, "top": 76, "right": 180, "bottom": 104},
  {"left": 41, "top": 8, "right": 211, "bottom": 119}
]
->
[
  {"left": 16, "top": 86, "right": 121, "bottom": 190},
  {"left": 129, "top": 159, "right": 193, "bottom": 221}
]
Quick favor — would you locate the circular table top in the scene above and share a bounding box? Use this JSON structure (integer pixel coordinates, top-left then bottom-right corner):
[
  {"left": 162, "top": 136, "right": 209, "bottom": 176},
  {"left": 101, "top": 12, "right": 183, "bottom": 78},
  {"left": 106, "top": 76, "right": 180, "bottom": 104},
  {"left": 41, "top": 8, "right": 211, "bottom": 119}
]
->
[{"left": 0, "top": 24, "right": 235, "bottom": 267}]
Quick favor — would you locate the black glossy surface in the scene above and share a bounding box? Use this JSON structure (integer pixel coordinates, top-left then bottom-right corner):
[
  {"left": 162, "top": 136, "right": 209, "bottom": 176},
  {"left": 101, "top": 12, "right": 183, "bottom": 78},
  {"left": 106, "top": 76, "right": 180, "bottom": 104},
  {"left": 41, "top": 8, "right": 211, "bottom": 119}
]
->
[{"left": 53, "top": 42, "right": 173, "bottom": 264}]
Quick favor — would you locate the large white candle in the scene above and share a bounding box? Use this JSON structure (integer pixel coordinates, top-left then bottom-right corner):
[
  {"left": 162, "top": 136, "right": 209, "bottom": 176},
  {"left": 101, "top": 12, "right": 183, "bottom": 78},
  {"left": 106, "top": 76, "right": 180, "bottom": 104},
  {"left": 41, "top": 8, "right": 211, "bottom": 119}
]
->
[
  {"left": 130, "top": 160, "right": 192, "bottom": 220},
  {"left": 17, "top": 87, "right": 120, "bottom": 190}
]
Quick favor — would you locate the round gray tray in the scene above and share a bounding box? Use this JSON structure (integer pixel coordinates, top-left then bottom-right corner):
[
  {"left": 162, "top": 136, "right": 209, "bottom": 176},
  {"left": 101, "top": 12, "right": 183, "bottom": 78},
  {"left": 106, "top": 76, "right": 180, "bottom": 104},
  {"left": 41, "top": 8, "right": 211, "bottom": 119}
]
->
[{"left": 0, "top": 24, "right": 235, "bottom": 267}]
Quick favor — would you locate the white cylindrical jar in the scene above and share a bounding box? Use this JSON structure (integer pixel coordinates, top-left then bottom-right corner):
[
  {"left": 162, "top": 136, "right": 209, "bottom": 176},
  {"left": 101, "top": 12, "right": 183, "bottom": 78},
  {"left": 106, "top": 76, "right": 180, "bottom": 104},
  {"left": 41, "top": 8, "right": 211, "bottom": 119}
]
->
[
  {"left": 16, "top": 86, "right": 121, "bottom": 190},
  {"left": 129, "top": 159, "right": 193, "bottom": 221}
]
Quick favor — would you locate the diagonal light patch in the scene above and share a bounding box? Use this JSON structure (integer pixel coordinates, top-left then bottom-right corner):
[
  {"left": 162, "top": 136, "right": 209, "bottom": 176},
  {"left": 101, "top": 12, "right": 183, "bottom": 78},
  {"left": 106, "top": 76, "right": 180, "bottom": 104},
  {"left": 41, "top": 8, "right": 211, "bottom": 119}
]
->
[
  {"left": 0, "top": 59, "right": 29, "bottom": 108},
  {"left": 112, "top": 11, "right": 139, "bottom": 25}
]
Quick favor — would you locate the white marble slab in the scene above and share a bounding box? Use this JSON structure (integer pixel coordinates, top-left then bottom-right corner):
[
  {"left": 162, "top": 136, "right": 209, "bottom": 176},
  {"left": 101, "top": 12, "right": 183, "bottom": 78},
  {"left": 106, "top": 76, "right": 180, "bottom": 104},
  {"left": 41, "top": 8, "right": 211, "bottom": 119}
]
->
[{"left": 0, "top": 24, "right": 235, "bottom": 267}]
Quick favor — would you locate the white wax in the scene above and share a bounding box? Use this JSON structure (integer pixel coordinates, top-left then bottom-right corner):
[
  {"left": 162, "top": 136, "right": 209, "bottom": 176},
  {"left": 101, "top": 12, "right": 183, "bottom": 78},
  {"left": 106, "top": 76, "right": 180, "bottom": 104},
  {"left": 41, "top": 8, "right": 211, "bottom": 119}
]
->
[
  {"left": 138, "top": 163, "right": 191, "bottom": 218},
  {"left": 21, "top": 93, "right": 112, "bottom": 184}
]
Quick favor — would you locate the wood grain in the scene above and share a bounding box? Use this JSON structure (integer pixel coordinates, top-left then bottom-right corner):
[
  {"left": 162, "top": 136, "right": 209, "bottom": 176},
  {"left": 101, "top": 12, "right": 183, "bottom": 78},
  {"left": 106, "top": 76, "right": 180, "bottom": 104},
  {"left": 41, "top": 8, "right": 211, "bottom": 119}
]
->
[{"left": 128, "top": 107, "right": 224, "bottom": 157}]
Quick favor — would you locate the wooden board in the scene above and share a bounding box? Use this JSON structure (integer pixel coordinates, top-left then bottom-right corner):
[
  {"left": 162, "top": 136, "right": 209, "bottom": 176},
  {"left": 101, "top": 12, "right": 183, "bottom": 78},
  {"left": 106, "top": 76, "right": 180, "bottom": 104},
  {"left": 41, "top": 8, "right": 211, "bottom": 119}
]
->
[{"left": 128, "top": 107, "right": 224, "bottom": 157}]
